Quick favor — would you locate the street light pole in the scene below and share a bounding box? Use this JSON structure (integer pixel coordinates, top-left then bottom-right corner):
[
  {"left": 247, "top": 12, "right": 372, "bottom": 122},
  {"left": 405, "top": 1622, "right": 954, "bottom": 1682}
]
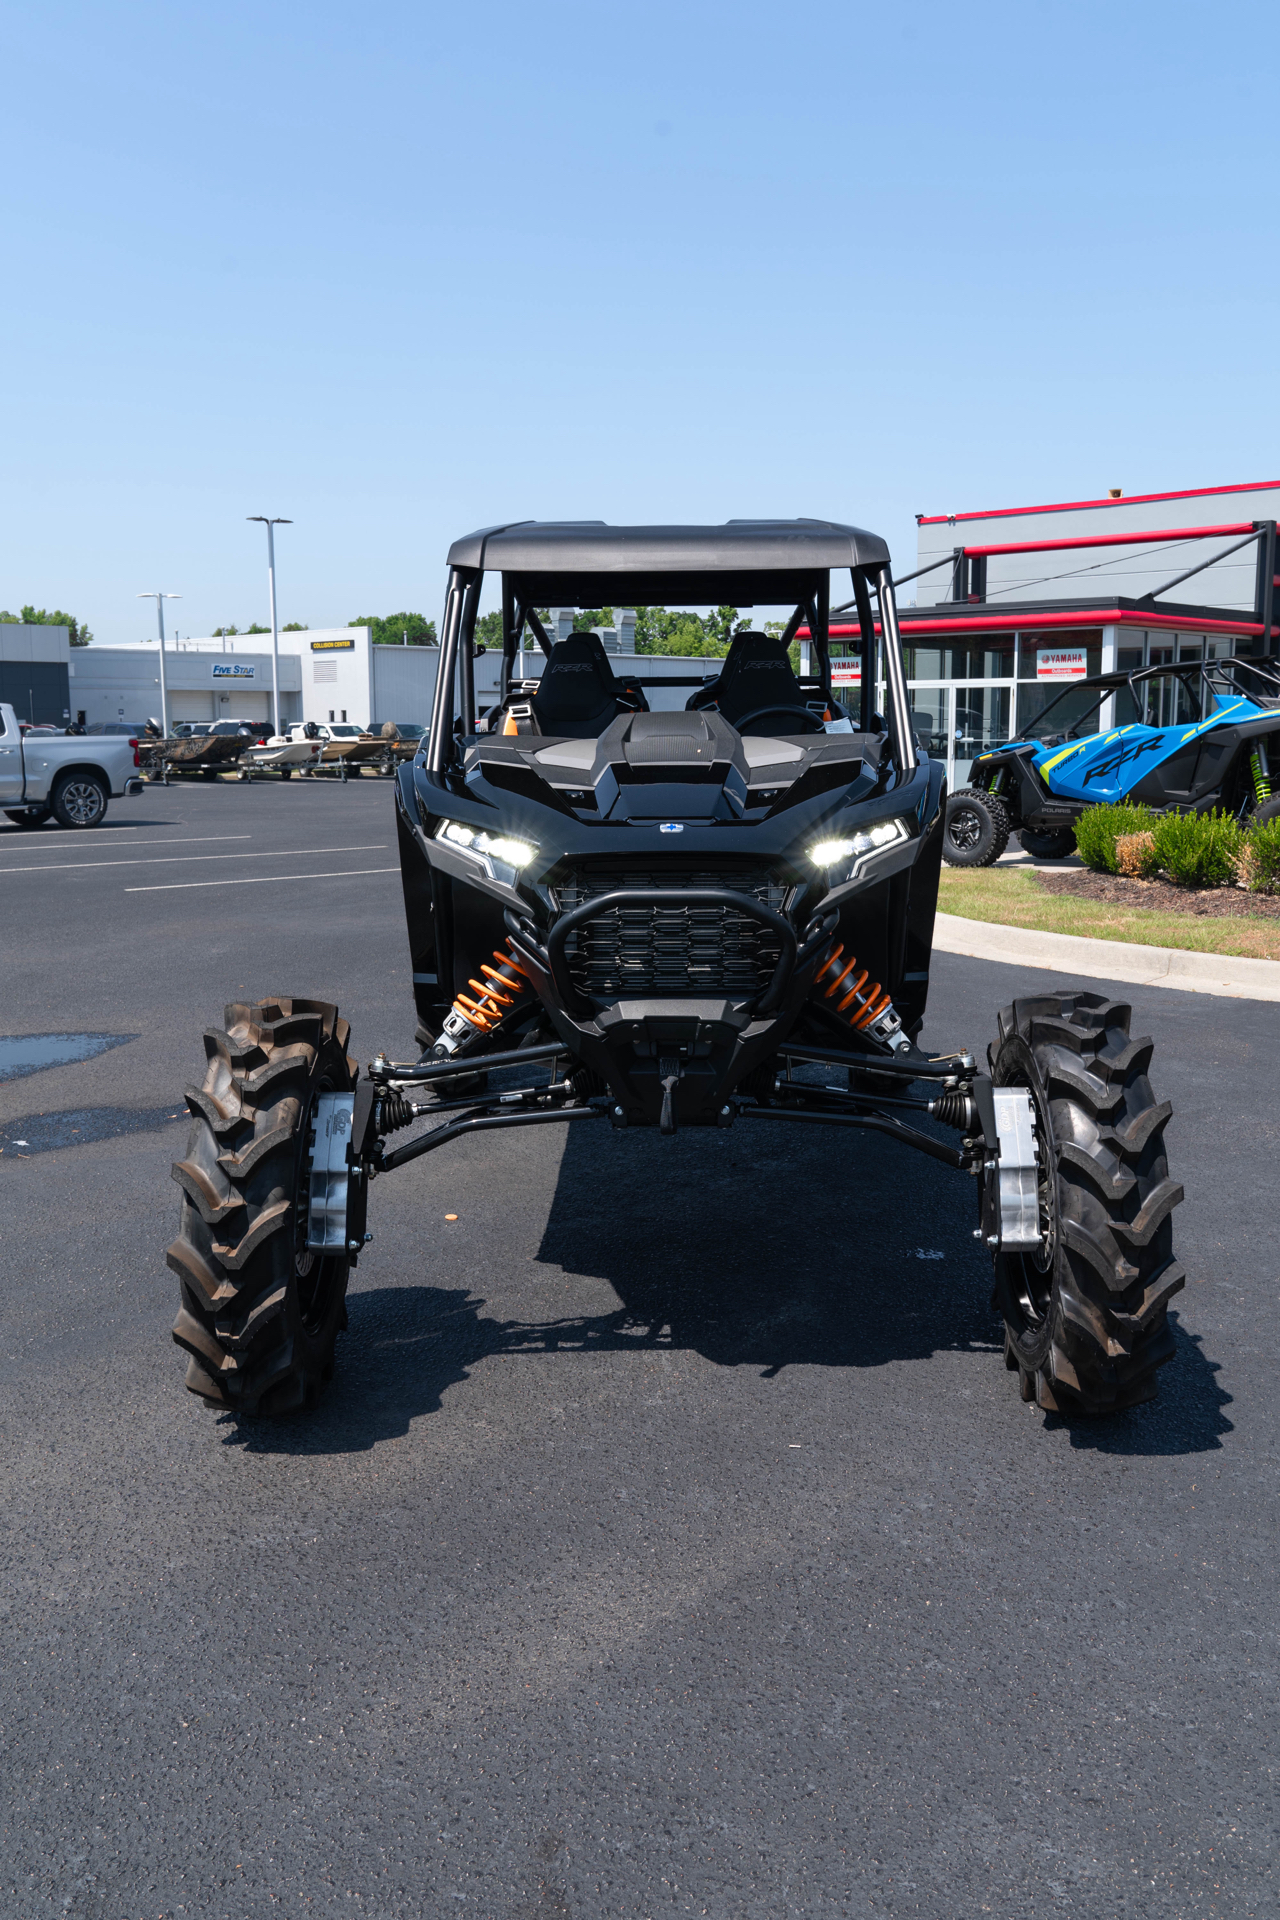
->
[
  {"left": 137, "top": 591, "right": 180, "bottom": 736},
  {"left": 247, "top": 515, "right": 292, "bottom": 735}
]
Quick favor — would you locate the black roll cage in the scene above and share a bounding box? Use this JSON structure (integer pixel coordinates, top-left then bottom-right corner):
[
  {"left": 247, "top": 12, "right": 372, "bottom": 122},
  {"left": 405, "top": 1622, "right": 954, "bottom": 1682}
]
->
[
  {"left": 1017, "top": 656, "right": 1280, "bottom": 742},
  {"left": 425, "top": 561, "right": 919, "bottom": 777}
]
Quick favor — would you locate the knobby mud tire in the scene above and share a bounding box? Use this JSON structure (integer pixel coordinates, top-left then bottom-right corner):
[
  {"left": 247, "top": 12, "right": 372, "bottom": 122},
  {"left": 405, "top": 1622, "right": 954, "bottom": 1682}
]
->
[
  {"left": 168, "top": 997, "right": 357, "bottom": 1416},
  {"left": 990, "top": 992, "right": 1184, "bottom": 1414},
  {"left": 943, "top": 788, "right": 1011, "bottom": 866}
]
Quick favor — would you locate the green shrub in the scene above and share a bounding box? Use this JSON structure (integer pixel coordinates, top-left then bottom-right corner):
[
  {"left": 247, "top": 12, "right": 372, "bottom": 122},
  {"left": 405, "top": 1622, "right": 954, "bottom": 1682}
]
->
[
  {"left": 1074, "top": 803, "right": 1159, "bottom": 874},
  {"left": 1150, "top": 809, "right": 1243, "bottom": 888},
  {"left": 1236, "top": 815, "right": 1280, "bottom": 894}
]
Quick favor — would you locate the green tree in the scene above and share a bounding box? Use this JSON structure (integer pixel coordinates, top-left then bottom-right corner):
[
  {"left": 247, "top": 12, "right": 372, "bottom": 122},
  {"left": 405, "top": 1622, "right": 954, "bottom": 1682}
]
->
[
  {"left": 473, "top": 608, "right": 555, "bottom": 651},
  {"left": 282, "top": 621, "right": 309, "bottom": 632},
  {"left": 573, "top": 607, "right": 614, "bottom": 632},
  {"left": 351, "top": 612, "right": 437, "bottom": 646},
  {"left": 632, "top": 606, "right": 734, "bottom": 657},
  {"left": 246, "top": 623, "right": 270, "bottom": 634},
  {"left": 2, "top": 604, "right": 95, "bottom": 646},
  {"left": 703, "top": 605, "right": 743, "bottom": 649},
  {"left": 213, "top": 625, "right": 240, "bottom": 638}
]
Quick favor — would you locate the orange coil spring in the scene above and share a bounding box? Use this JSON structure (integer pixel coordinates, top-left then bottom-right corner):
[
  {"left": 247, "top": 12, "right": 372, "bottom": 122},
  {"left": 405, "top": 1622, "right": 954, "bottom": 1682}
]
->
[
  {"left": 813, "top": 943, "right": 893, "bottom": 1031},
  {"left": 452, "top": 943, "right": 532, "bottom": 1033}
]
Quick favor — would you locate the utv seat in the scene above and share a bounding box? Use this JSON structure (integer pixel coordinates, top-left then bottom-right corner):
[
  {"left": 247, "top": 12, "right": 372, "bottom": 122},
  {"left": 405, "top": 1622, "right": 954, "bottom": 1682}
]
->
[
  {"left": 685, "top": 629, "right": 756, "bottom": 711},
  {"left": 531, "top": 635, "right": 629, "bottom": 739},
  {"left": 701, "top": 632, "right": 824, "bottom": 736}
]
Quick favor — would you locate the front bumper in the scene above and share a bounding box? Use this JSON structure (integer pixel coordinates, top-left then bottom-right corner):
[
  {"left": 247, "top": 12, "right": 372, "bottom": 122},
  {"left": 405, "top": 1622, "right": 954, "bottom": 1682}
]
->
[{"left": 503, "top": 885, "right": 838, "bottom": 1127}]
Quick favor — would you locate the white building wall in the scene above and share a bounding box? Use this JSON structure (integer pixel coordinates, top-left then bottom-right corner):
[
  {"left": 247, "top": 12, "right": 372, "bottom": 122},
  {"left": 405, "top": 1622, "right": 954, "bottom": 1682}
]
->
[
  {"left": 298, "top": 629, "right": 373, "bottom": 727},
  {"left": 71, "top": 644, "right": 303, "bottom": 729},
  {"left": 913, "top": 480, "right": 1280, "bottom": 611}
]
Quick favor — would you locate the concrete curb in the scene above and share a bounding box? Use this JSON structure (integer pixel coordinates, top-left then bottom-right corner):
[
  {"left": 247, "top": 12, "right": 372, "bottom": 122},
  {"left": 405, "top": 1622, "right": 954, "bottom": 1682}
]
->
[{"left": 933, "top": 911, "right": 1280, "bottom": 1002}]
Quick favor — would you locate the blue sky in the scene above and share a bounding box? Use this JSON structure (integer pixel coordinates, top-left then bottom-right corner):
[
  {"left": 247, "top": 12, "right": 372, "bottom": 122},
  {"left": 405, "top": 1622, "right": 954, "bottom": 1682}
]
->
[{"left": 5, "top": 0, "right": 1279, "bottom": 643}]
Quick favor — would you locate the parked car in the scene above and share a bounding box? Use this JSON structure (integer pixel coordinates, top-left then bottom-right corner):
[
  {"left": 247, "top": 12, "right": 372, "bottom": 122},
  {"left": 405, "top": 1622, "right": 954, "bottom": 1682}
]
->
[{"left": 0, "top": 700, "right": 144, "bottom": 828}]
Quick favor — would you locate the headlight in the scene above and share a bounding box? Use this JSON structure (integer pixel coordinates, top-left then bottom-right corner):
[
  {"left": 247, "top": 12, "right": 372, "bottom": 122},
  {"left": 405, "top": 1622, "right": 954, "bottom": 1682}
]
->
[
  {"left": 808, "top": 816, "right": 910, "bottom": 870},
  {"left": 435, "top": 819, "right": 536, "bottom": 871}
]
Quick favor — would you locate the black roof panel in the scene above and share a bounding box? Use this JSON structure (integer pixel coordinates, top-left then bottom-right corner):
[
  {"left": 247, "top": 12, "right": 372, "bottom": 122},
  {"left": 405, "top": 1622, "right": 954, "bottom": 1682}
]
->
[{"left": 446, "top": 518, "right": 892, "bottom": 576}]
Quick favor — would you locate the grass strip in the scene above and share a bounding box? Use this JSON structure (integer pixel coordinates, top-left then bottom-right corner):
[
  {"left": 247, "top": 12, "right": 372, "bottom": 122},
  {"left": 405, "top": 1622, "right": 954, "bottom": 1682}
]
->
[{"left": 937, "top": 867, "right": 1280, "bottom": 962}]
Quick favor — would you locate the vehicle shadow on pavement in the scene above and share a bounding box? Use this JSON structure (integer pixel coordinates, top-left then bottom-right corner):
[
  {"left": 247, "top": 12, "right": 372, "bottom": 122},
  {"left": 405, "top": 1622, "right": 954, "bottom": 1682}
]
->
[
  {"left": 219, "top": 1123, "right": 1231, "bottom": 1457},
  {"left": 1043, "top": 1320, "right": 1232, "bottom": 1456}
]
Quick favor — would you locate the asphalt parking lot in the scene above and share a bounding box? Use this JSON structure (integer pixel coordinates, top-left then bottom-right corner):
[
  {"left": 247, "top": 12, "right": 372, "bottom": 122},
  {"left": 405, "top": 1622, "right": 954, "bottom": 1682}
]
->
[{"left": 1, "top": 776, "right": 1276, "bottom": 1919}]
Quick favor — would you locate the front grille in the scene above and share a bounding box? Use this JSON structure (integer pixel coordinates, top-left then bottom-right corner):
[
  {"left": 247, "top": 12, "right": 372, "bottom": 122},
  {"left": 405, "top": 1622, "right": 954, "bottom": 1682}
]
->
[{"left": 554, "top": 865, "right": 789, "bottom": 998}]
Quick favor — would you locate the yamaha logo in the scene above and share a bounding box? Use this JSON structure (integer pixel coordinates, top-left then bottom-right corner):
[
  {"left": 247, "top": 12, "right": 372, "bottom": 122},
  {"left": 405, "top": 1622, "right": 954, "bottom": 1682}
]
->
[{"left": 659, "top": 823, "right": 684, "bottom": 833}]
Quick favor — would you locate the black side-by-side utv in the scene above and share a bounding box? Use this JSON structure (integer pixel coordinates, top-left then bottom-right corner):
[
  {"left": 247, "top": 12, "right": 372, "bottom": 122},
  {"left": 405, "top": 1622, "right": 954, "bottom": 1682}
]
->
[{"left": 169, "top": 521, "right": 1184, "bottom": 1420}]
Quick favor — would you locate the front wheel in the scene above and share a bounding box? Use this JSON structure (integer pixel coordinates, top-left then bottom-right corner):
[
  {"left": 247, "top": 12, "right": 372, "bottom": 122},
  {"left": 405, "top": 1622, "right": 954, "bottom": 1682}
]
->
[
  {"left": 943, "top": 788, "right": 1010, "bottom": 866},
  {"left": 990, "top": 992, "right": 1184, "bottom": 1413},
  {"left": 168, "top": 998, "right": 358, "bottom": 1416},
  {"left": 1019, "top": 827, "right": 1077, "bottom": 860},
  {"left": 50, "top": 773, "right": 108, "bottom": 829}
]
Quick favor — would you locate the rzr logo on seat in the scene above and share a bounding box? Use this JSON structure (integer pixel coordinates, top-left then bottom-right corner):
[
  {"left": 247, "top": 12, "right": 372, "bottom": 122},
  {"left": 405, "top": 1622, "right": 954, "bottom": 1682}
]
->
[{"left": 550, "top": 663, "right": 593, "bottom": 673}]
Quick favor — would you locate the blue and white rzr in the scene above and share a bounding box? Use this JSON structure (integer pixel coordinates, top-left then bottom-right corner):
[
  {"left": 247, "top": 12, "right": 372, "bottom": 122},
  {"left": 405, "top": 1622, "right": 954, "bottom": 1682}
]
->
[{"left": 943, "top": 657, "right": 1280, "bottom": 864}]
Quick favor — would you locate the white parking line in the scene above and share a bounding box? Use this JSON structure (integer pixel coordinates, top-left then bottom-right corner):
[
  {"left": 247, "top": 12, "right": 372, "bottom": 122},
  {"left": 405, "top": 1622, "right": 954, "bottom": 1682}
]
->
[
  {"left": 0, "top": 834, "right": 252, "bottom": 855},
  {"left": 2, "top": 843, "right": 389, "bottom": 875},
  {"left": 127, "top": 867, "right": 399, "bottom": 893}
]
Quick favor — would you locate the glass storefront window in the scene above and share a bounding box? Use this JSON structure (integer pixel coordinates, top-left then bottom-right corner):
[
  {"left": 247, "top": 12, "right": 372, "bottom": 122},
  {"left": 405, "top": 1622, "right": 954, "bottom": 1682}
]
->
[
  {"left": 954, "top": 687, "right": 1011, "bottom": 785},
  {"left": 903, "top": 640, "right": 1014, "bottom": 680},
  {"left": 903, "top": 646, "right": 947, "bottom": 682},
  {"left": 908, "top": 686, "right": 950, "bottom": 761},
  {"left": 1017, "top": 682, "right": 1108, "bottom": 740}
]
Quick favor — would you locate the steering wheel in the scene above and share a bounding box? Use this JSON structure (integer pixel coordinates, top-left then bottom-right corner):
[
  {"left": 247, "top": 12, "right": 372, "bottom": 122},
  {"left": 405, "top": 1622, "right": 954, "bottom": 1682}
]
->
[{"left": 727, "top": 705, "right": 826, "bottom": 736}]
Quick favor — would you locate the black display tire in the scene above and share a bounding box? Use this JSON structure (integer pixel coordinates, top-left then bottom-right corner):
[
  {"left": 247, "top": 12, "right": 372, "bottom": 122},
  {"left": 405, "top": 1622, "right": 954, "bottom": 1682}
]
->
[
  {"left": 1019, "top": 827, "right": 1077, "bottom": 860},
  {"left": 49, "top": 772, "right": 108, "bottom": 829},
  {"left": 201, "top": 768, "right": 218, "bottom": 782},
  {"left": 168, "top": 997, "right": 357, "bottom": 1416},
  {"left": 990, "top": 992, "right": 1184, "bottom": 1414},
  {"left": 280, "top": 767, "right": 293, "bottom": 780},
  {"left": 943, "top": 788, "right": 1011, "bottom": 866},
  {"left": 1253, "top": 796, "right": 1280, "bottom": 827},
  {"left": 4, "top": 806, "right": 51, "bottom": 828}
]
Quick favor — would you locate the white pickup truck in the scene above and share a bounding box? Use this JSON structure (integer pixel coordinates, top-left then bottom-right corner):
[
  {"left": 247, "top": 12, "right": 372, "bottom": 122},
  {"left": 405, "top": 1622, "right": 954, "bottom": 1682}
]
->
[{"left": 0, "top": 703, "right": 145, "bottom": 829}]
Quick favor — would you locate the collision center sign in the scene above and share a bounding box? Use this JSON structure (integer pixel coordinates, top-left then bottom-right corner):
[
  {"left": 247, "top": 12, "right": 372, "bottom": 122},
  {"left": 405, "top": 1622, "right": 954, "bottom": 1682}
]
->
[
  {"left": 212, "top": 661, "right": 255, "bottom": 680},
  {"left": 1036, "top": 648, "right": 1087, "bottom": 680},
  {"left": 311, "top": 637, "right": 355, "bottom": 651}
]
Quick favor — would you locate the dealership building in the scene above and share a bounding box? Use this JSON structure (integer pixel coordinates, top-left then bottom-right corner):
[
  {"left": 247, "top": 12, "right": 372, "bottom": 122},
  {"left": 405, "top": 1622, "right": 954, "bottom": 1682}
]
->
[
  {"left": 826, "top": 478, "right": 1280, "bottom": 792},
  {"left": 60, "top": 610, "right": 695, "bottom": 732}
]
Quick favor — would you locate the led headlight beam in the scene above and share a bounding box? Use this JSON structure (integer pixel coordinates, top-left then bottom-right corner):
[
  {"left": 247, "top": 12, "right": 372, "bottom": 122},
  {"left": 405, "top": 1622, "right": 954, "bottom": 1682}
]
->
[
  {"left": 808, "top": 816, "right": 910, "bottom": 871},
  {"left": 435, "top": 819, "right": 537, "bottom": 870}
]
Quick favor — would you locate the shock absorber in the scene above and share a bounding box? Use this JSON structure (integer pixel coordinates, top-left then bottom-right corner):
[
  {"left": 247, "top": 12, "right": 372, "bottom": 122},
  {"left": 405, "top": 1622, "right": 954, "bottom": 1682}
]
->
[
  {"left": 811, "top": 943, "right": 911, "bottom": 1053},
  {"left": 1250, "top": 740, "right": 1273, "bottom": 806},
  {"left": 431, "top": 942, "right": 533, "bottom": 1058}
]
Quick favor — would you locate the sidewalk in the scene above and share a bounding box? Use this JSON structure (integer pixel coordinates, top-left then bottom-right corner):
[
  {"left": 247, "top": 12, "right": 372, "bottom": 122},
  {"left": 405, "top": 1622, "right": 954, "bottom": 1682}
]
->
[{"left": 933, "top": 911, "right": 1280, "bottom": 1001}]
